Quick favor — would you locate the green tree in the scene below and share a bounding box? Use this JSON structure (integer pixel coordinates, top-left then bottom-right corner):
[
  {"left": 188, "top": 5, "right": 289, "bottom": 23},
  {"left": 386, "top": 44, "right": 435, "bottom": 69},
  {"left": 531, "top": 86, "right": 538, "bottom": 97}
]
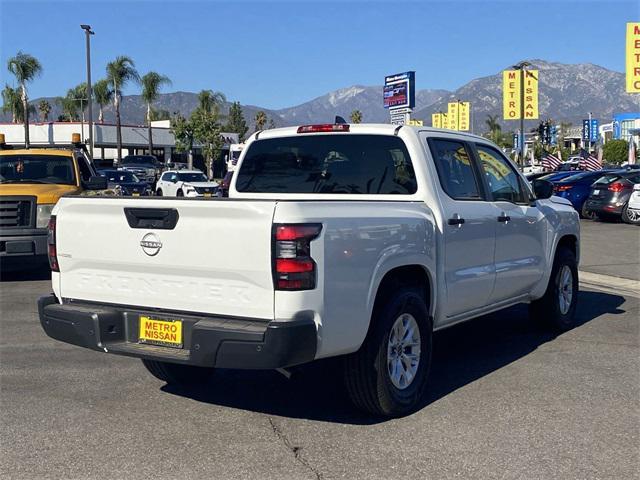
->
[
  {"left": 37, "top": 99, "right": 51, "bottom": 122},
  {"left": 2, "top": 85, "right": 22, "bottom": 123},
  {"left": 93, "top": 78, "right": 113, "bottom": 123},
  {"left": 254, "top": 110, "right": 267, "bottom": 131},
  {"left": 484, "top": 114, "right": 502, "bottom": 144},
  {"left": 171, "top": 113, "right": 195, "bottom": 168},
  {"left": 106, "top": 56, "right": 139, "bottom": 162},
  {"left": 350, "top": 110, "right": 362, "bottom": 124},
  {"left": 224, "top": 101, "right": 248, "bottom": 140},
  {"left": 150, "top": 108, "right": 171, "bottom": 121},
  {"left": 197, "top": 89, "right": 226, "bottom": 115},
  {"left": 191, "top": 107, "right": 224, "bottom": 179},
  {"left": 7, "top": 51, "right": 42, "bottom": 147},
  {"left": 141, "top": 71, "right": 171, "bottom": 156},
  {"left": 57, "top": 95, "right": 79, "bottom": 122},
  {"left": 602, "top": 139, "right": 629, "bottom": 165}
]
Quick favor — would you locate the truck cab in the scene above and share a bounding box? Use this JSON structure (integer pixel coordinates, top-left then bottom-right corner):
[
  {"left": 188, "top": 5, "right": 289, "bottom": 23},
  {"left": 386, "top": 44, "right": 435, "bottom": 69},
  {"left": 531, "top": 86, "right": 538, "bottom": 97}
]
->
[{"left": 0, "top": 134, "right": 104, "bottom": 266}]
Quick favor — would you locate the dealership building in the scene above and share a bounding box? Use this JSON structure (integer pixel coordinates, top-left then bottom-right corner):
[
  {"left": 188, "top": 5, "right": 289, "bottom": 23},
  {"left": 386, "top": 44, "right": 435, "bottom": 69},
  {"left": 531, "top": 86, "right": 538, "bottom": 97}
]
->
[{"left": 0, "top": 121, "right": 240, "bottom": 174}]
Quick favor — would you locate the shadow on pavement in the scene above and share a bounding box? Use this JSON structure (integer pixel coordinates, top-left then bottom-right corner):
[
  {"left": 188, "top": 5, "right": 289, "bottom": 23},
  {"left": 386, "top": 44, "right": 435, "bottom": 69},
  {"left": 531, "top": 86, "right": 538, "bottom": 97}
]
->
[
  {"left": 0, "top": 260, "right": 51, "bottom": 282},
  {"left": 163, "top": 290, "right": 626, "bottom": 424}
]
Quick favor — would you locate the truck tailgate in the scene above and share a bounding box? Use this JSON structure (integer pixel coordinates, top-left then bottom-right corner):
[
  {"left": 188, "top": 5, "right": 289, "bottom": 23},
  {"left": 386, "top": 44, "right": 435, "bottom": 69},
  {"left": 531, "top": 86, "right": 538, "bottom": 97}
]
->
[{"left": 55, "top": 198, "right": 276, "bottom": 320}]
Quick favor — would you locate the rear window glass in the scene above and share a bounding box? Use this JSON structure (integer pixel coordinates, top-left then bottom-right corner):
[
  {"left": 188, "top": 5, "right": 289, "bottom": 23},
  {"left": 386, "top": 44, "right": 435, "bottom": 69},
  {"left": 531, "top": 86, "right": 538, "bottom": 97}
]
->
[
  {"left": 235, "top": 134, "right": 417, "bottom": 194},
  {"left": 593, "top": 174, "right": 620, "bottom": 185}
]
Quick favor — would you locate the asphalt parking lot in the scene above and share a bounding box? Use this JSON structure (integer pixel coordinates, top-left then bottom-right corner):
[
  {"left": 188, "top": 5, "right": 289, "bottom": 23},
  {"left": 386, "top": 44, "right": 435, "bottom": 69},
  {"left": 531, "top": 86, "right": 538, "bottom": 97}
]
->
[{"left": 1, "top": 220, "right": 638, "bottom": 480}]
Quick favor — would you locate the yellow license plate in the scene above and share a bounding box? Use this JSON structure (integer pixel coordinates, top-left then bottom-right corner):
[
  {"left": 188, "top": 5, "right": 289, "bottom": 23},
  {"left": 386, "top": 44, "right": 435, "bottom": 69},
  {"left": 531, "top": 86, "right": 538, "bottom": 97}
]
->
[
  {"left": 132, "top": 192, "right": 140, "bottom": 196},
  {"left": 204, "top": 192, "right": 212, "bottom": 197},
  {"left": 138, "top": 316, "right": 183, "bottom": 348}
]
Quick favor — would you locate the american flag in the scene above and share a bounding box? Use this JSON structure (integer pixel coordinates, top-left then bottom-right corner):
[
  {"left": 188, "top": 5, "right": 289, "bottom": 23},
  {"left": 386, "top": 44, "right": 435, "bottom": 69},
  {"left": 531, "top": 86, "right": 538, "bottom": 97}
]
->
[
  {"left": 541, "top": 149, "right": 562, "bottom": 171},
  {"left": 629, "top": 139, "right": 637, "bottom": 165},
  {"left": 579, "top": 148, "right": 601, "bottom": 171}
]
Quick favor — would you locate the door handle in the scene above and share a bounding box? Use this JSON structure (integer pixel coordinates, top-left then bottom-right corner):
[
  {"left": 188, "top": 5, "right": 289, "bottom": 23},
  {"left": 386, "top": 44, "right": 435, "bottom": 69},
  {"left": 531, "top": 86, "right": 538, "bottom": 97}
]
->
[
  {"left": 448, "top": 217, "right": 465, "bottom": 226},
  {"left": 124, "top": 208, "right": 179, "bottom": 230},
  {"left": 497, "top": 215, "right": 511, "bottom": 223}
]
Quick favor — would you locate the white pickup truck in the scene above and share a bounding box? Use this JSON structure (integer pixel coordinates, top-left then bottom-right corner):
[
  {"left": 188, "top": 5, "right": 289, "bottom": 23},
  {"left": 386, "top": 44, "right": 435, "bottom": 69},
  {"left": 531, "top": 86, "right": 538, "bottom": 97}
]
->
[{"left": 39, "top": 123, "right": 580, "bottom": 416}]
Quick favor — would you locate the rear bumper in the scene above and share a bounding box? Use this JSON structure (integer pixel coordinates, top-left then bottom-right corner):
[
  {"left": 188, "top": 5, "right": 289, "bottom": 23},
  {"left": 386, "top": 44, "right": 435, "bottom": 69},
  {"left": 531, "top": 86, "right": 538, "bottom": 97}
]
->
[
  {"left": 38, "top": 295, "right": 317, "bottom": 369},
  {"left": 585, "top": 200, "right": 623, "bottom": 215},
  {"left": 0, "top": 229, "right": 47, "bottom": 257}
]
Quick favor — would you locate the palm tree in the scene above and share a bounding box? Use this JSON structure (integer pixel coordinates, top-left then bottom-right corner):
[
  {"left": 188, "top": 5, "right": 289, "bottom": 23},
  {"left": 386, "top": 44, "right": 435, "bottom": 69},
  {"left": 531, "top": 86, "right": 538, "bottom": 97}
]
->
[
  {"left": 57, "top": 94, "right": 80, "bottom": 122},
  {"left": 93, "top": 78, "right": 113, "bottom": 123},
  {"left": 141, "top": 72, "right": 172, "bottom": 155},
  {"left": 106, "top": 56, "right": 139, "bottom": 162},
  {"left": 2, "top": 85, "right": 21, "bottom": 123},
  {"left": 350, "top": 110, "right": 362, "bottom": 124},
  {"left": 7, "top": 51, "right": 42, "bottom": 147},
  {"left": 197, "top": 89, "right": 226, "bottom": 115},
  {"left": 484, "top": 114, "right": 502, "bottom": 143},
  {"left": 255, "top": 110, "right": 267, "bottom": 131},
  {"left": 38, "top": 99, "right": 51, "bottom": 122}
]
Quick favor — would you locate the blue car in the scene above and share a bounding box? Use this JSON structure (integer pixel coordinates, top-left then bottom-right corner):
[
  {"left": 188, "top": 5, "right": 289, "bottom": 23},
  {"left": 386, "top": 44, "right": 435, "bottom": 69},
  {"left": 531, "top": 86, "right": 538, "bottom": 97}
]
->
[{"left": 552, "top": 170, "right": 618, "bottom": 217}]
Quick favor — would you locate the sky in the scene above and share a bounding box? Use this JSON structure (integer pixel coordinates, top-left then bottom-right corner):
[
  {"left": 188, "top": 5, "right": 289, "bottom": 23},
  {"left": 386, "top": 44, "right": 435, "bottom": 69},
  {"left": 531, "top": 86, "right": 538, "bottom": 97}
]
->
[{"left": 1, "top": 0, "right": 638, "bottom": 110}]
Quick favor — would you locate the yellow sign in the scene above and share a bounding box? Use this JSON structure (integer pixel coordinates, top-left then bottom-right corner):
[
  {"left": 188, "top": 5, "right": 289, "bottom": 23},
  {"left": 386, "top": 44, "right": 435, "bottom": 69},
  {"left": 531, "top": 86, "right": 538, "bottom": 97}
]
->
[
  {"left": 524, "top": 70, "right": 539, "bottom": 119},
  {"left": 503, "top": 70, "right": 521, "bottom": 119},
  {"left": 458, "top": 102, "right": 471, "bottom": 131},
  {"left": 503, "top": 70, "right": 538, "bottom": 119},
  {"left": 408, "top": 119, "right": 423, "bottom": 126},
  {"left": 138, "top": 316, "right": 183, "bottom": 347},
  {"left": 432, "top": 113, "right": 442, "bottom": 128},
  {"left": 442, "top": 112, "right": 449, "bottom": 129},
  {"left": 627, "top": 22, "right": 640, "bottom": 93},
  {"left": 448, "top": 102, "right": 459, "bottom": 130}
]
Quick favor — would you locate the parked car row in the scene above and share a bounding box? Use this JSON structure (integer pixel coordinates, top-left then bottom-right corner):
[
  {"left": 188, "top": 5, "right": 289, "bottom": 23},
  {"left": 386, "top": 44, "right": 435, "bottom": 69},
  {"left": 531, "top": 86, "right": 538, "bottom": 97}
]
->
[{"left": 527, "top": 167, "right": 640, "bottom": 225}]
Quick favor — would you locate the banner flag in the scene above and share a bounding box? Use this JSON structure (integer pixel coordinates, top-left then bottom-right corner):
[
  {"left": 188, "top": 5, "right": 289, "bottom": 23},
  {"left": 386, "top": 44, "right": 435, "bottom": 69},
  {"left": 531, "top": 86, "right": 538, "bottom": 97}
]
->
[
  {"left": 447, "top": 102, "right": 459, "bottom": 131},
  {"left": 503, "top": 70, "right": 521, "bottom": 119},
  {"left": 626, "top": 23, "right": 640, "bottom": 93},
  {"left": 442, "top": 113, "right": 449, "bottom": 130},
  {"left": 524, "top": 70, "right": 538, "bottom": 119},
  {"left": 458, "top": 102, "right": 470, "bottom": 131},
  {"left": 432, "top": 113, "right": 442, "bottom": 128}
]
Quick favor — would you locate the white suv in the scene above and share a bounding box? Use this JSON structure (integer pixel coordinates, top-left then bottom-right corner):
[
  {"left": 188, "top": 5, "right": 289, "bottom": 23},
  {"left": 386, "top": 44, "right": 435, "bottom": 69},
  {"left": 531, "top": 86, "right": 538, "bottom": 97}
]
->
[{"left": 155, "top": 170, "right": 218, "bottom": 197}]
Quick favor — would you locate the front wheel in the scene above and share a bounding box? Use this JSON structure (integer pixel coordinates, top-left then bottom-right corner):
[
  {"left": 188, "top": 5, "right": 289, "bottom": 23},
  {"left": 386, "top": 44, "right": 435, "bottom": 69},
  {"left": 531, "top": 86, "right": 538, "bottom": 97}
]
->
[
  {"left": 580, "top": 202, "right": 596, "bottom": 220},
  {"left": 344, "top": 287, "right": 432, "bottom": 417},
  {"left": 176, "top": 190, "right": 184, "bottom": 197},
  {"left": 141, "top": 359, "right": 214, "bottom": 386},
  {"left": 622, "top": 205, "right": 640, "bottom": 225},
  {"left": 530, "top": 246, "right": 579, "bottom": 332},
  {"left": 156, "top": 189, "right": 163, "bottom": 196}
]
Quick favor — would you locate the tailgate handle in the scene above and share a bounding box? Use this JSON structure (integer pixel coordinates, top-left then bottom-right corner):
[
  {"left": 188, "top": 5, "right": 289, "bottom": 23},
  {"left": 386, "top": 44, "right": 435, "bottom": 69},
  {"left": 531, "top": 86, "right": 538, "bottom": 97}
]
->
[{"left": 124, "top": 208, "right": 179, "bottom": 230}]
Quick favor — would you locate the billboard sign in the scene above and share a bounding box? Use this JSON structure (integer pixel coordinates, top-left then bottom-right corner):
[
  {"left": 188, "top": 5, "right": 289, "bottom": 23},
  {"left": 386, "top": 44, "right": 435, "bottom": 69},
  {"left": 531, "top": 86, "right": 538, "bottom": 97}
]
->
[
  {"left": 458, "top": 102, "right": 471, "bottom": 131},
  {"left": 384, "top": 71, "right": 416, "bottom": 109},
  {"left": 590, "top": 119, "right": 599, "bottom": 143},
  {"left": 582, "top": 119, "right": 590, "bottom": 141},
  {"left": 447, "top": 102, "right": 459, "bottom": 131},
  {"left": 432, "top": 113, "right": 442, "bottom": 128},
  {"left": 626, "top": 23, "right": 640, "bottom": 93},
  {"left": 503, "top": 69, "right": 538, "bottom": 119}
]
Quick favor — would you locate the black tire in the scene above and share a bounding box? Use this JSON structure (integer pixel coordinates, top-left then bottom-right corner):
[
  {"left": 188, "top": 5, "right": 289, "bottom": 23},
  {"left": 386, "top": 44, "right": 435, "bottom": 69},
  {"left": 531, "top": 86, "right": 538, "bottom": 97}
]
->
[
  {"left": 156, "top": 189, "right": 163, "bottom": 196},
  {"left": 530, "top": 246, "right": 579, "bottom": 332},
  {"left": 622, "top": 204, "right": 640, "bottom": 225},
  {"left": 580, "top": 202, "right": 595, "bottom": 220},
  {"left": 176, "top": 190, "right": 184, "bottom": 197},
  {"left": 344, "top": 287, "right": 432, "bottom": 417},
  {"left": 141, "top": 359, "right": 214, "bottom": 386}
]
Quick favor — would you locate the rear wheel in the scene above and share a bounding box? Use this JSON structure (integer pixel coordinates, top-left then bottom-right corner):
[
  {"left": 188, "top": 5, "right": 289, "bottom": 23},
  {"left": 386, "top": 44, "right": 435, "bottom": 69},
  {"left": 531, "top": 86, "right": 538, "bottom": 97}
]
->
[
  {"left": 141, "top": 359, "right": 214, "bottom": 385},
  {"left": 177, "top": 190, "right": 184, "bottom": 197},
  {"left": 622, "top": 205, "right": 640, "bottom": 225},
  {"left": 156, "top": 189, "right": 163, "bottom": 196},
  {"left": 530, "top": 246, "right": 579, "bottom": 332},
  {"left": 344, "top": 287, "right": 432, "bottom": 417},
  {"left": 580, "top": 202, "right": 596, "bottom": 220}
]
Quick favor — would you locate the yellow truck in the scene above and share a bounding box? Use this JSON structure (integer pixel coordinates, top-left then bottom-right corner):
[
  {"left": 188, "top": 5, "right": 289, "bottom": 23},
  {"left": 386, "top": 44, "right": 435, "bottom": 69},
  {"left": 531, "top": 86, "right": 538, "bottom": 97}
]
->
[{"left": 0, "top": 133, "right": 106, "bottom": 267}]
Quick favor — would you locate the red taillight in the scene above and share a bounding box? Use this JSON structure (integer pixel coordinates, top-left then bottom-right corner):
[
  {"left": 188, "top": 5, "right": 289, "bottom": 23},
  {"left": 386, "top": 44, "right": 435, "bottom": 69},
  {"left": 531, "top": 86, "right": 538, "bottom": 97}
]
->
[
  {"left": 273, "top": 223, "right": 321, "bottom": 290},
  {"left": 297, "top": 124, "right": 350, "bottom": 134},
  {"left": 555, "top": 185, "right": 573, "bottom": 192},
  {"left": 47, "top": 215, "right": 59, "bottom": 272},
  {"left": 608, "top": 181, "right": 627, "bottom": 192}
]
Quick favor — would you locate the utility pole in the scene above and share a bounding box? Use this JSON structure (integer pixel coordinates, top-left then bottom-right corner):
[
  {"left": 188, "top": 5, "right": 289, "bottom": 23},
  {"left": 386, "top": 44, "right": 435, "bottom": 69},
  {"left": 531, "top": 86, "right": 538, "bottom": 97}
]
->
[
  {"left": 81, "top": 24, "right": 94, "bottom": 159},
  {"left": 587, "top": 111, "right": 592, "bottom": 152}
]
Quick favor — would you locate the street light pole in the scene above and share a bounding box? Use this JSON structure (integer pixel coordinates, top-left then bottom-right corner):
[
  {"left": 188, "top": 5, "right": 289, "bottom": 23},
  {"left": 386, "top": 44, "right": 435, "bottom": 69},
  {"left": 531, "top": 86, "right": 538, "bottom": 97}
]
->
[
  {"left": 512, "top": 61, "right": 531, "bottom": 165},
  {"left": 588, "top": 111, "right": 592, "bottom": 152},
  {"left": 81, "top": 24, "right": 94, "bottom": 159}
]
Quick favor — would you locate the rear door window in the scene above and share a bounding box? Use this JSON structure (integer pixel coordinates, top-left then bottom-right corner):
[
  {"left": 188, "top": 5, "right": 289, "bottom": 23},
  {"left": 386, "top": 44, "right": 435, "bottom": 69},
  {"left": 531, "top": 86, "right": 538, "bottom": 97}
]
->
[
  {"left": 235, "top": 134, "right": 417, "bottom": 194},
  {"left": 427, "top": 138, "right": 481, "bottom": 200}
]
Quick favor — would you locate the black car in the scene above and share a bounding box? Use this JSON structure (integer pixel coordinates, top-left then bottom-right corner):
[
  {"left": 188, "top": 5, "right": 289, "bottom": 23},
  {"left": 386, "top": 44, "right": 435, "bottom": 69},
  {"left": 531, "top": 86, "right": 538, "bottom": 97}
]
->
[
  {"left": 119, "top": 155, "right": 163, "bottom": 185},
  {"left": 584, "top": 170, "right": 640, "bottom": 221},
  {"left": 100, "top": 169, "right": 152, "bottom": 196}
]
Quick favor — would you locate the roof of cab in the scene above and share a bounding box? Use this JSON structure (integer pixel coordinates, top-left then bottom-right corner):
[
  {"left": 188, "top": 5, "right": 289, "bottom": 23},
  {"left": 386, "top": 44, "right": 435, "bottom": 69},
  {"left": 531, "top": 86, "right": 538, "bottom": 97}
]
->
[
  {"left": 248, "top": 123, "right": 491, "bottom": 143},
  {"left": 0, "top": 147, "right": 75, "bottom": 157}
]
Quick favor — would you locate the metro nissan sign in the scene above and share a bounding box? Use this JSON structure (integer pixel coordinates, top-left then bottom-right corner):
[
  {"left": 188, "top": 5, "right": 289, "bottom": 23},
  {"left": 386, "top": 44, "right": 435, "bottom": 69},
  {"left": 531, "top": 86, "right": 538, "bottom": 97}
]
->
[{"left": 627, "top": 22, "right": 640, "bottom": 93}]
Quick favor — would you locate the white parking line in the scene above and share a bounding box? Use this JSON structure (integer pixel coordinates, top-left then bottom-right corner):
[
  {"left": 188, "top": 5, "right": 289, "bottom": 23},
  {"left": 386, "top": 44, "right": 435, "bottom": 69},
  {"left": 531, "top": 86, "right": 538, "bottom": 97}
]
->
[{"left": 579, "top": 270, "right": 640, "bottom": 298}]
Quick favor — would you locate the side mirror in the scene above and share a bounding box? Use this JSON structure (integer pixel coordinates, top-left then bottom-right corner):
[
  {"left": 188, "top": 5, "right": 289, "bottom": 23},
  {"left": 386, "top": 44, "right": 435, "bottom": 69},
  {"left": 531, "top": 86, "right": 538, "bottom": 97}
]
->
[
  {"left": 633, "top": 184, "right": 640, "bottom": 192},
  {"left": 84, "top": 175, "right": 108, "bottom": 190},
  {"left": 532, "top": 179, "right": 554, "bottom": 200}
]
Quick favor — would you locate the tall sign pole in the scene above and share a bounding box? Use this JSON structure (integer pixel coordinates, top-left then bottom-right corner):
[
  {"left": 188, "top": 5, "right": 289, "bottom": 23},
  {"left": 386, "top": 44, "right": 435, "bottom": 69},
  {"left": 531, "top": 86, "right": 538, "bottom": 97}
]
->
[{"left": 81, "top": 24, "right": 95, "bottom": 159}]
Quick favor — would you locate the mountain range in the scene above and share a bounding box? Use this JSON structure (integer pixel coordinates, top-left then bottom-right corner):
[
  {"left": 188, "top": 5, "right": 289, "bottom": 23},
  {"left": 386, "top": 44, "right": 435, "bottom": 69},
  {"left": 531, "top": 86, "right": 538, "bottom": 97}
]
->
[{"left": 3, "top": 59, "right": 637, "bottom": 134}]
